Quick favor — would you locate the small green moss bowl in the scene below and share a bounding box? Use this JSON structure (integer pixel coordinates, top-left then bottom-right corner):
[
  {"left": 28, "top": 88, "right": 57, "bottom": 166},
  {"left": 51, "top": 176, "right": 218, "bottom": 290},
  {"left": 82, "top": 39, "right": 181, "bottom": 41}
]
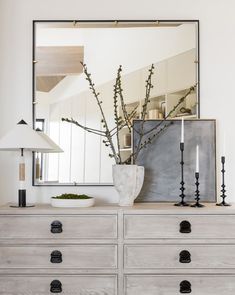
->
[{"left": 51, "top": 194, "right": 94, "bottom": 208}]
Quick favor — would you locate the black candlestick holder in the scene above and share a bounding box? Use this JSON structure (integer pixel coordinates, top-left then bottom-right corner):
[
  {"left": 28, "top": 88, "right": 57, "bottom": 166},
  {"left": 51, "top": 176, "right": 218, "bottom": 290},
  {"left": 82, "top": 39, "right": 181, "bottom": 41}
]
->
[
  {"left": 191, "top": 172, "right": 204, "bottom": 207},
  {"left": 175, "top": 142, "right": 189, "bottom": 206},
  {"left": 216, "top": 156, "right": 231, "bottom": 206}
]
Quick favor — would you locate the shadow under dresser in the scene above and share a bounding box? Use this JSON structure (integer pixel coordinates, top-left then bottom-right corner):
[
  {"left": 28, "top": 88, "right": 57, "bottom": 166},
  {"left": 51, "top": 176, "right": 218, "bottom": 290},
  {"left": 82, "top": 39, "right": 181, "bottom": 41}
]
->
[{"left": 0, "top": 203, "right": 235, "bottom": 294}]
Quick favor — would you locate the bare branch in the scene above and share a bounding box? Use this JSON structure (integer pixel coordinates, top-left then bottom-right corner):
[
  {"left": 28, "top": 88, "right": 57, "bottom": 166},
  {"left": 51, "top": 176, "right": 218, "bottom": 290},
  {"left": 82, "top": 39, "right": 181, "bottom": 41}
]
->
[
  {"left": 61, "top": 118, "right": 106, "bottom": 136},
  {"left": 141, "top": 64, "right": 154, "bottom": 121},
  {"left": 116, "top": 66, "right": 132, "bottom": 133},
  {"left": 63, "top": 61, "right": 197, "bottom": 166},
  {"left": 110, "top": 105, "right": 139, "bottom": 137},
  {"left": 81, "top": 62, "right": 119, "bottom": 163},
  {"left": 123, "top": 122, "right": 172, "bottom": 164},
  {"left": 113, "top": 68, "right": 122, "bottom": 163},
  {"left": 133, "top": 64, "right": 155, "bottom": 163}
]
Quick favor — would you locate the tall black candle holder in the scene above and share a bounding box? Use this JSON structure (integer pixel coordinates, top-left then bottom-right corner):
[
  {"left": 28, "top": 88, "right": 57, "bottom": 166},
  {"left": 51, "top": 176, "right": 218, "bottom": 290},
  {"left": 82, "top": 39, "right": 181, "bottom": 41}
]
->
[
  {"left": 175, "top": 142, "right": 189, "bottom": 206},
  {"left": 191, "top": 172, "right": 204, "bottom": 207},
  {"left": 216, "top": 156, "right": 231, "bottom": 206}
]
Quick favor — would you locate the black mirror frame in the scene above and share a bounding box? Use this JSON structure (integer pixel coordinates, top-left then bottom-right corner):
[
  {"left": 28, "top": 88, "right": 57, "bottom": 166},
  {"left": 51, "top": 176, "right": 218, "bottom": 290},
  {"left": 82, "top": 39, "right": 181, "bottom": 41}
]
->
[{"left": 32, "top": 19, "right": 200, "bottom": 187}]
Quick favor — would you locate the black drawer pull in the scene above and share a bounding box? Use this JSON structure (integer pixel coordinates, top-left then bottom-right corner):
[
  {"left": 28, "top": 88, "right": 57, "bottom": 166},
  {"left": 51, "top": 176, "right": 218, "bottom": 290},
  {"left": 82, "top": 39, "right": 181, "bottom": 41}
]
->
[
  {"left": 50, "top": 280, "right": 62, "bottom": 293},
  {"left": 51, "top": 220, "right": 63, "bottom": 234},
  {"left": 179, "top": 220, "right": 191, "bottom": 233},
  {"left": 180, "top": 280, "right": 191, "bottom": 293},
  {"left": 179, "top": 250, "right": 191, "bottom": 263},
  {"left": 50, "top": 250, "right": 62, "bottom": 263}
]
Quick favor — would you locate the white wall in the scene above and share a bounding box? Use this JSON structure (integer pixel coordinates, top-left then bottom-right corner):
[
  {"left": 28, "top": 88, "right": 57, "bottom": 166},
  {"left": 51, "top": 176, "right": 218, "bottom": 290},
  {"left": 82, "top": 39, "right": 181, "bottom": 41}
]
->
[{"left": 0, "top": 0, "right": 235, "bottom": 205}]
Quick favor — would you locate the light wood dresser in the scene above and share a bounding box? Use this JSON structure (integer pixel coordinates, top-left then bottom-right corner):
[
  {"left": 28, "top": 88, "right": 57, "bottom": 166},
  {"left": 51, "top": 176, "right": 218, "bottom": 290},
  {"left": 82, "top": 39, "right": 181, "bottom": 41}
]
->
[{"left": 1, "top": 203, "right": 235, "bottom": 294}]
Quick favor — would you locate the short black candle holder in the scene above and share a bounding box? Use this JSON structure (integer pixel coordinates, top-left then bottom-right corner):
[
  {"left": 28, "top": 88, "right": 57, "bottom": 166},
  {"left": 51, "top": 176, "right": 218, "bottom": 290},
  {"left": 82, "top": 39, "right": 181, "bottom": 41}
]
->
[
  {"left": 191, "top": 172, "right": 205, "bottom": 208},
  {"left": 216, "top": 156, "right": 231, "bottom": 206},
  {"left": 175, "top": 142, "right": 189, "bottom": 207}
]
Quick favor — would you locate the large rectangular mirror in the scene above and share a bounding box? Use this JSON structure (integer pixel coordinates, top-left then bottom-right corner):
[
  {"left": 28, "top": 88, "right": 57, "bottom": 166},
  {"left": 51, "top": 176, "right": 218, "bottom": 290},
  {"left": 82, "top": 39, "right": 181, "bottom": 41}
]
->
[{"left": 33, "top": 20, "right": 199, "bottom": 186}]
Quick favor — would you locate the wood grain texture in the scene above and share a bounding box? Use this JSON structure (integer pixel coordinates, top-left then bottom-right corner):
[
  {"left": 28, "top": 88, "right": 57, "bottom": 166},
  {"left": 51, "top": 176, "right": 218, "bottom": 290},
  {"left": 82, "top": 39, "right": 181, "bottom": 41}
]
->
[
  {"left": 1, "top": 203, "right": 235, "bottom": 215},
  {"left": 35, "top": 46, "right": 84, "bottom": 76},
  {"left": 0, "top": 245, "right": 117, "bottom": 269},
  {"left": 0, "top": 275, "right": 117, "bottom": 295},
  {"left": 0, "top": 215, "right": 117, "bottom": 239},
  {"left": 124, "top": 244, "right": 235, "bottom": 269},
  {"left": 125, "top": 275, "right": 235, "bottom": 295},
  {"left": 36, "top": 76, "right": 65, "bottom": 92},
  {"left": 0, "top": 203, "right": 235, "bottom": 294},
  {"left": 124, "top": 214, "right": 235, "bottom": 239}
]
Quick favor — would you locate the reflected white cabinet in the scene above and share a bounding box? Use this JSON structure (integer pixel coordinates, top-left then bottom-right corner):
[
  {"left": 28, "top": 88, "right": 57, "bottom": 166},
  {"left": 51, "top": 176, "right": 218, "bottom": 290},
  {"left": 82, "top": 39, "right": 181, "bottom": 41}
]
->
[
  {"left": 167, "top": 48, "right": 196, "bottom": 93},
  {"left": 0, "top": 203, "right": 235, "bottom": 295},
  {"left": 144, "top": 48, "right": 197, "bottom": 119},
  {"left": 122, "top": 70, "right": 143, "bottom": 103}
]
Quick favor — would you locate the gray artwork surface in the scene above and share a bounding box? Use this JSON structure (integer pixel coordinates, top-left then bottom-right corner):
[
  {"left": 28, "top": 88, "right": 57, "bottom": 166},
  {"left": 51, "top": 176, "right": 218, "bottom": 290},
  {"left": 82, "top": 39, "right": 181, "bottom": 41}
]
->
[{"left": 133, "top": 120, "right": 216, "bottom": 203}]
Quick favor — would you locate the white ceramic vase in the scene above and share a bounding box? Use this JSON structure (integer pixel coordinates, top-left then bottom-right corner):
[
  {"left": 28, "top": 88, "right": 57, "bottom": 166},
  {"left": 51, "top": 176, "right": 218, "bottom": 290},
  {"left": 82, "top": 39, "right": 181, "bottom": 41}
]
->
[{"left": 112, "top": 164, "right": 145, "bottom": 206}]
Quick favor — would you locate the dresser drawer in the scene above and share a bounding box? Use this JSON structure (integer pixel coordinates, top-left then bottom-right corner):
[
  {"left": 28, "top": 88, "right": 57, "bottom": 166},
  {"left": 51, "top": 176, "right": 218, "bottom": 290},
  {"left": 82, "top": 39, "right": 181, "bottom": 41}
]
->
[
  {"left": 124, "top": 244, "right": 235, "bottom": 269},
  {"left": 0, "top": 244, "right": 117, "bottom": 269},
  {"left": 125, "top": 275, "right": 235, "bottom": 295},
  {"left": 124, "top": 214, "right": 235, "bottom": 239},
  {"left": 0, "top": 275, "right": 117, "bottom": 295},
  {"left": 0, "top": 215, "right": 117, "bottom": 239}
]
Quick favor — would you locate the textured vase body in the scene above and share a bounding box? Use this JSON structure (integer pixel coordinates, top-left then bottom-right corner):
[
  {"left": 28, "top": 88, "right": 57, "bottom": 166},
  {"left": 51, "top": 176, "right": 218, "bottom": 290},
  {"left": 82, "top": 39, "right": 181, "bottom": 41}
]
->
[{"left": 112, "top": 165, "right": 145, "bottom": 206}]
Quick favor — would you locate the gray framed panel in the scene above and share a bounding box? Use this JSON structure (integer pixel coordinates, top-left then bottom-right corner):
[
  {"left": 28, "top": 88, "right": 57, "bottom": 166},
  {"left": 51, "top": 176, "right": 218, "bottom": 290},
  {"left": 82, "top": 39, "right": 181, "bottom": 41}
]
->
[{"left": 133, "top": 119, "right": 216, "bottom": 202}]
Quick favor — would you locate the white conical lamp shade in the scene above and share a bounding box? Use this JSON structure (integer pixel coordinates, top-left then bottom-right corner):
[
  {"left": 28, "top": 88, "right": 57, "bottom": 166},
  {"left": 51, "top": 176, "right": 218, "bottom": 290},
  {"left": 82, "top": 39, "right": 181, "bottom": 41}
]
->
[
  {"left": 0, "top": 120, "right": 56, "bottom": 152},
  {"left": 36, "top": 129, "right": 63, "bottom": 153}
]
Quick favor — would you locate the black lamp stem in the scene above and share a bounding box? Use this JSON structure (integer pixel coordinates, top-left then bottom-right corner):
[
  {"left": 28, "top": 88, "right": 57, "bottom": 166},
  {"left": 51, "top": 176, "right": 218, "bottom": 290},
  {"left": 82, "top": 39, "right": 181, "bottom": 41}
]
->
[
  {"left": 175, "top": 142, "right": 189, "bottom": 206},
  {"left": 10, "top": 148, "right": 34, "bottom": 208},
  {"left": 191, "top": 172, "right": 204, "bottom": 207},
  {"left": 216, "top": 156, "right": 230, "bottom": 206}
]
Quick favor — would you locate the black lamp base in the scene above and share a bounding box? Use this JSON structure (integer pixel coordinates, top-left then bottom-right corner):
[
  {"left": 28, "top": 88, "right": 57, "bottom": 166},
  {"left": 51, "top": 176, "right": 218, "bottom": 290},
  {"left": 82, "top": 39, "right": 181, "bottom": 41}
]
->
[
  {"left": 10, "top": 204, "right": 35, "bottom": 208},
  {"left": 9, "top": 189, "right": 35, "bottom": 208},
  {"left": 174, "top": 201, "right": 190, "bottom": 207},
  {"left": 216, "top": 202, "right": 231, "bottom": 207},
  {"left": 191, "top": 203, "right": 205, "bottom": 208}
]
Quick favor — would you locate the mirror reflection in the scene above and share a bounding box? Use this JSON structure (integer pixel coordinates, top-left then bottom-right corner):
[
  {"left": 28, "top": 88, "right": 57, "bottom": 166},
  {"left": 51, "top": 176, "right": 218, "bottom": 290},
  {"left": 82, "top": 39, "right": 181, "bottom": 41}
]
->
[{"left": 33, "top": 20, "right": 199, "bottom": 185}]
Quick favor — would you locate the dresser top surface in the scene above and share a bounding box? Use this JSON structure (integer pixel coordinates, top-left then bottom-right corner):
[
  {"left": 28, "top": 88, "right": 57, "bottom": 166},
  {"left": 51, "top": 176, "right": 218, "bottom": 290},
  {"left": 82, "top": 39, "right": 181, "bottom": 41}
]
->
[{"left": 0, "top": 202, "right": 234, "bottom": 215}]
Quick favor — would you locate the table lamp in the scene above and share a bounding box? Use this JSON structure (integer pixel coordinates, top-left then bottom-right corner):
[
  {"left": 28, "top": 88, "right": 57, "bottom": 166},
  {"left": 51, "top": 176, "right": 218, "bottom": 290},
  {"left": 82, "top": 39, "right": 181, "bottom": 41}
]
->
[{"left": 0, "top": 119, "right": 62, "bottom": 207}]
